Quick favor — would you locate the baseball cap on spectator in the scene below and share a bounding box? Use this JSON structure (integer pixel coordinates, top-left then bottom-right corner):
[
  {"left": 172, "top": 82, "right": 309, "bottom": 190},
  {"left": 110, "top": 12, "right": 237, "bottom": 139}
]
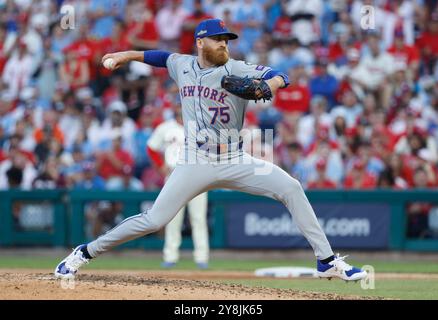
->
[
  {"left": 108, "top": 100, "right": 127, "bottom": 114},
  {"left": 194, "top": 19, "right": 238, "bottom": 40}
]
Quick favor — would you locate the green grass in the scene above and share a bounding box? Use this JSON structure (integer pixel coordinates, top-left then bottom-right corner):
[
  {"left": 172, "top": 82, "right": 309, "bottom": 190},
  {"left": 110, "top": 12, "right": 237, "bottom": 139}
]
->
[
  {"left": 1, "top": 255, "right": 438, "bottom": 274},
  {"left": 1, "top": 255, "right": 438, "bottom": 299}
]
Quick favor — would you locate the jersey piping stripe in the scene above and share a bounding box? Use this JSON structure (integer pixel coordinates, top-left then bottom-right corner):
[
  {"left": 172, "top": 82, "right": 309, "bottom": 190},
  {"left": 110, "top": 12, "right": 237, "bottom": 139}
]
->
[
  {"left": 191, "top": 59, "right": 202, "bottom": 134},
  {"left": 260, "top": 68, "right": 272, "bottom": 79},
  {"left": 224, "top": 64, "right": 230, "bottom": 76},
  {"left": 199, "top": 70, "right": 221, "bottom": 141},
  {"left": 95, "top": 213, "right": 144, "bottom": 240}
]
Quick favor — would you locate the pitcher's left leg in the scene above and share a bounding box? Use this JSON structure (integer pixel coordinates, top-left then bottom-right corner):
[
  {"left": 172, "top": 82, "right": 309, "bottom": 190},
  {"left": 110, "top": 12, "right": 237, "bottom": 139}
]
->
[
  {"left": 219, "top": 154, "right": 367, "bottom": 281},
  {"left": 220, "top": 155, "right": 333, "bottom": 260}
]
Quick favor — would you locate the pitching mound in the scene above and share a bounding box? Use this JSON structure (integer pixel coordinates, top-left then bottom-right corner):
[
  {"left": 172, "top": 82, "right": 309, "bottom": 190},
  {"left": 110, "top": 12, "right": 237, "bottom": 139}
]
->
[{"left": 0, "top": 269, "right": 375, "bottom": 300}]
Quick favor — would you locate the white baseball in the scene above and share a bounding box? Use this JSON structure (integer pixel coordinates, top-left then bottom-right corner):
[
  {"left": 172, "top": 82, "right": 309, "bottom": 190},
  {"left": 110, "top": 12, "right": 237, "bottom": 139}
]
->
[{"left": 103, "top": 58, "right": 116, "bottom": 70}]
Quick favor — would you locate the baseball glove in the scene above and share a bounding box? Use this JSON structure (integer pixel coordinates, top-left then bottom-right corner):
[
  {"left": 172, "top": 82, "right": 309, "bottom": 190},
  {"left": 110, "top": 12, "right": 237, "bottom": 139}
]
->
[{"left": 221, "top": 75, "right": 273, "bottom": 102}]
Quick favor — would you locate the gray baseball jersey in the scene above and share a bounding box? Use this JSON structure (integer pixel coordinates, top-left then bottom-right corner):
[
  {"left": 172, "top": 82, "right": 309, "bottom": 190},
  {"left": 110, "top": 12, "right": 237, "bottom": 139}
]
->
[
  {"left": 86, "top": 54, "right": 334, "bottom": 261},
  {"left": 167, "top": 53, "right": 271, "bottom": 144}
]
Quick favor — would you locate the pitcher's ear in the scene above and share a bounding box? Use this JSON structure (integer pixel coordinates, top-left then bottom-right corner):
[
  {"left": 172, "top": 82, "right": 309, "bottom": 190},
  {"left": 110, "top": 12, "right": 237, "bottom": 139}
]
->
[{"left": 196, "top": 38, "right": 204, "bottom": 49}]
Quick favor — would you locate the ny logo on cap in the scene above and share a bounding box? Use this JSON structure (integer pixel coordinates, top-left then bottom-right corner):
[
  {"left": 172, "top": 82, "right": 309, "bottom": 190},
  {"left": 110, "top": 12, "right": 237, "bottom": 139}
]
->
[{"left": 219, "top": 20, "right": 225, "bottom": 29}]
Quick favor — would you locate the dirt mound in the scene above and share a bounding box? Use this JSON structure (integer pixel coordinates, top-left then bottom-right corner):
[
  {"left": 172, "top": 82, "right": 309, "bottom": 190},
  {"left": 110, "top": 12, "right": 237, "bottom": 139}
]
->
[{"left": 0, "top": 270, "right": 375, "bottom": 300}]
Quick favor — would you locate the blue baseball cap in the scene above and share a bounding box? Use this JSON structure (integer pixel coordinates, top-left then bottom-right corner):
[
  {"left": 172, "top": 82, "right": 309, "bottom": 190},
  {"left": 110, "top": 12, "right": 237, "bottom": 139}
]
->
[{"left": 194, "top": 19, "right": 238, "bottom": 40}]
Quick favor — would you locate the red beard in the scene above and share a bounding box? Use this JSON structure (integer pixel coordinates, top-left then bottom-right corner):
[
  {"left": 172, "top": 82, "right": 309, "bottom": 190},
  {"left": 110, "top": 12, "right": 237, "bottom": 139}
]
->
[{"left": 203, "top": 46, "right": 229, "bottom": 66}]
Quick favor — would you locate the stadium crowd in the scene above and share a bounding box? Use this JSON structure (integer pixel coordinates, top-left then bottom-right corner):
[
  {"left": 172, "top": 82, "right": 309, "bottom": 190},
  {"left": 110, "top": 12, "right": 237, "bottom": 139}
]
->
[{"left": 1, "top": 0, "right": 438, "bottom": 195}]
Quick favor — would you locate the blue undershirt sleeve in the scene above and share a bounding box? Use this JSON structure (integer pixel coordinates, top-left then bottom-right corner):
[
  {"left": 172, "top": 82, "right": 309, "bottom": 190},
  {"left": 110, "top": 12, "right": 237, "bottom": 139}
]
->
[
  {"left": 143, "top": 50, "right": 172, "bottom": 68},
  {"left": 262, "top": 69, "right": 290, "bottom": 88}
]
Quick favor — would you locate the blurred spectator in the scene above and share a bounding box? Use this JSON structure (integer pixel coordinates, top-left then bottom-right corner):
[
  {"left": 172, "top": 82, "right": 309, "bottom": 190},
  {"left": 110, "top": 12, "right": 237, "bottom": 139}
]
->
[
  {"left": 377, "top": 168, "right": 396, "bottom": 189},
  {"left": 86, "top": 200, "right": 124, "bottom": 238},
  {"left": 272, "top": 1, "right": 293, "bottom": 42},
  {"left": 344, "top": 159, "right": 377, "bottom": 189},
  {"left": 88, "top": 0, "right": 128, "bottom": 39},
  {"left": 233, "top": 0, "right": 265, "bottom": 54},
  {"left": 282, "top": 142, "right": 310, "bottom": 186},
  {"left": 309, "top": 58, "right": 339, "bottom": 109},
  {"left": 285, "top": 0, "right": 323, "bottom": 45},
  {"left": 5, "top": 165, "right": 23, "bottom": 189},
  {"left": 273, "top": 64, "right": 310, "bottom": 118},
  {"left": 73, "top": 161, "right": 106, "bottom": 190},
  {"left": 211, "top": 0, "right": 240, "bottom": 22},
  {"left": 34, "top": 109, "right": 64, "bottom": 146},
  {"left": 2, "top": 40, "right": 34, "bottom": 99},
  {"left": 180, "top": 0, "right": 213, "bottom": 54},
  {"left": 297, "top": 95, "right": 331, "bottom": 149},
  {"left": 95, "top": 131, "right": 134, "bottom": 180},
  {"left": 406, "top": 167, "right": 436, "bottom": 238},
  {"left": 156, "top": 0, "right": 189, "bottom": 51},
  {"left": 106, "top": 164, "right": 143, "bottom": 190},
  {"left": 95, "top": 19, "right": 131, "bottom": 94},
  {"left": 126, "top": 3, "right": 159, "bottom": 51},
  {"left": 132, "top": 105, "right": 155, "bottom": 178},
  {"left": 97, "top": 100, "right": 136, "bottom": 154},
  {"left": 307, "top": 157, "right": 337, "bottom": 189},
  {"left": 269, "top": 38, "right": 313, "bottom": 74},
  {"left": 0, "top": 23, "right": 13, "bottom": 75},
  {"left": 58, "top": 47, "right": 90, "bottom": 92},
  {"left": 57, "top": 93, "right": 83, "bottom": 150},
  {"left": 351, "top": 32, "right": 395, "bottom": 109},
  {"left": 387, "top": 29, "right": 420, "bottom": 80},
  {"left": 395, "top": 130, "right": 438, "bottom": 164},
  {"left": 32, "top": 156, "right": 65, "bottom": 189},
  {"left": 330, "top": 90, "right": 363, "bottom": 128},
  {"left": 0, "top": 148, "right": 37, "bottom": 190},
  {"left": 416, "top": 10, "right": 438, "bottom": 74},
  {"left": 50, "top": 24, "right": 74, "bottom": 63}
]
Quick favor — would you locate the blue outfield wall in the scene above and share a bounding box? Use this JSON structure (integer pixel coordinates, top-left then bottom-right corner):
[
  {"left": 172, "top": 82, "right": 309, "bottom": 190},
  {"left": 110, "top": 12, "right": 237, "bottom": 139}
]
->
[{"left": 0, "top": 190, "right": 438, "bottom": 251}]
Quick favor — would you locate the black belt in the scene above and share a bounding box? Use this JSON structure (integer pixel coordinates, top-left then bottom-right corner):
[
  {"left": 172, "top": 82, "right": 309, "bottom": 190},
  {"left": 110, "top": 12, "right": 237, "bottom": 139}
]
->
[{"left": 195, "top": 140, "right": 243, "bottom": 154}]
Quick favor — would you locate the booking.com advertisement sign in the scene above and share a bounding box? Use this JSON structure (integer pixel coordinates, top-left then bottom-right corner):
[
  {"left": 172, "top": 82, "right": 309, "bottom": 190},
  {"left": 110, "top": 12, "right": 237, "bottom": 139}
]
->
[{"left": 226, "top": 203, "right": 391, "bottom": 249}]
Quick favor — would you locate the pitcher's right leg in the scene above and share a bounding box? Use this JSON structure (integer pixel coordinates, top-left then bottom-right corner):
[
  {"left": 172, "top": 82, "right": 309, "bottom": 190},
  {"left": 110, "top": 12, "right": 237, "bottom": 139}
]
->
[{"left": 87, "top": 164, "right": 217, "bottom": 258}]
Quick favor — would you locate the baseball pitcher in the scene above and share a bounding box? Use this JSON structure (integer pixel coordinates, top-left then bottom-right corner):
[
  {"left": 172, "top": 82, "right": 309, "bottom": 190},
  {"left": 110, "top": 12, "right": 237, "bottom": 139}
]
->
[{"left": 55, "top": 19, "right": 367, "bottom": 282}]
